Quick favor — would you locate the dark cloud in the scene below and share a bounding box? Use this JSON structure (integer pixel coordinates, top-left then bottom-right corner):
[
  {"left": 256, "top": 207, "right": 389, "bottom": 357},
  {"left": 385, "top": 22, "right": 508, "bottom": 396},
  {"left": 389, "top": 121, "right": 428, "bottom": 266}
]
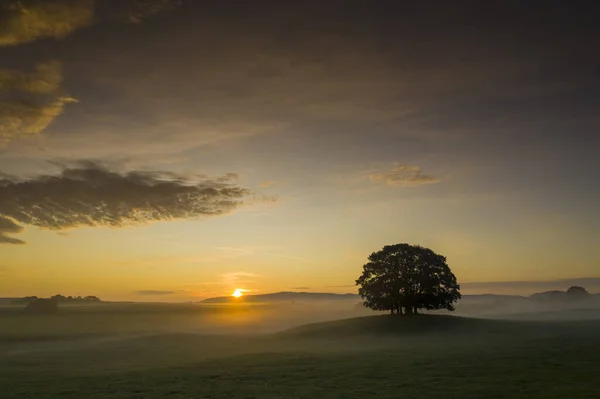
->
[
  {"left": 111, "top": 0, "right": 181, "bottom": 24},
  {"left": 0, "top": 0, "right": 180, "bottom": 46},
  {"left": 0, "top": 1, "right": 180, "bottom": 145},
  {"left": 0, "top": 0, "right": 94, "bottom": 46},
  {"left": 369, "top": 164, "right": 439, "bottom": 188},
  {"left": 0, "top": 216, "right": 25, "bottom": 244},
  {"left": 1, "top": 96, "right": 77, "bottom": 146},
  {"left": 0, "top": 59, "right": 77, "bottom": 146},
  {"left": 0, "top": 161, "right": 250, "bottom": 244},
  {"left": 2, "top": 1, "right": 596, "bottom": 166},
  {"left": 0, "top": 61, "right": 62, "bottom": 94},
  {"left": 133, "top": 290, "right": 175, "bottom": 296}
]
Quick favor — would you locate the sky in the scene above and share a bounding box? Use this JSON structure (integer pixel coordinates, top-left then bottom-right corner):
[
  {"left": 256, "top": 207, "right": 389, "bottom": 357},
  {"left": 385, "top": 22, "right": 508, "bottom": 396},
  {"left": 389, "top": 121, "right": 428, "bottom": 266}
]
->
[{"left": 1, "top": 0, "right": 599, "bottom": 301}]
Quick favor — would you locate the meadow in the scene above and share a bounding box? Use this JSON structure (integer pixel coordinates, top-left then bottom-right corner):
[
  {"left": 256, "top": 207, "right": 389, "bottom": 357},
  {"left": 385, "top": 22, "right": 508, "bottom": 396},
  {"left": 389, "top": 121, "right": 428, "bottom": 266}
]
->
[{"left": 1, "top": 302, "right": 599, "bottom": 398}]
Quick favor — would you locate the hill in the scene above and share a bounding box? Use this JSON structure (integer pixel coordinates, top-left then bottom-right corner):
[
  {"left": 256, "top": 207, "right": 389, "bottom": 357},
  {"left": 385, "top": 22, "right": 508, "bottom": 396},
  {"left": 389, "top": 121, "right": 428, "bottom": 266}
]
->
[
  {"left": 279, "top": 314, "right": 519, "bottom": 338},
  {"left": 2, "top": 314, "right": 599, "bottom": 399},
  {"left": 279, "top": 314, "right": 600, "bottom": 339}
]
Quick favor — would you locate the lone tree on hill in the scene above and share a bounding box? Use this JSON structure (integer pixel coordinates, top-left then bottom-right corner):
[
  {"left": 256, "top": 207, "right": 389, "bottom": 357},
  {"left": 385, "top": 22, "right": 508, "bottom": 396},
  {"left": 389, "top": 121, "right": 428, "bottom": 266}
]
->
[{"left": 356, "top": 243, "right": 461, "bottom": 315}]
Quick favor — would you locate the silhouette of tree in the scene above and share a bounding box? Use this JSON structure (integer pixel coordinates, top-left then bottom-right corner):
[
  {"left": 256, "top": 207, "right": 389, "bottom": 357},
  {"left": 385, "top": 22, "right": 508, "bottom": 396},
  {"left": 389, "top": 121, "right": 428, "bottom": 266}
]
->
[
  {"left": 13, "top": 294, "right": 101, "bottom": 305},
  {"left": 566, "top": 286, "right": 590, "bottom": 300},
  {"left": 356, "top": 243, "right": 461, "bottom": 315}
]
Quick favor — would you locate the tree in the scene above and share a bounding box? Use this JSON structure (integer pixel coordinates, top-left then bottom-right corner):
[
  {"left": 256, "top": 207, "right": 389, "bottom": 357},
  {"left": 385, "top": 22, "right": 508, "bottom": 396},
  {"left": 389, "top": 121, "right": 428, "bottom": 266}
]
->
[
  {"left": 356, "top": 243, "right": 461, "bottom": 315},
  {"left": 566, "top": 286, "right": 590, "bottom": 300},
  {"left": 11, "top": 296, "right": 37, "bottom": 305}
]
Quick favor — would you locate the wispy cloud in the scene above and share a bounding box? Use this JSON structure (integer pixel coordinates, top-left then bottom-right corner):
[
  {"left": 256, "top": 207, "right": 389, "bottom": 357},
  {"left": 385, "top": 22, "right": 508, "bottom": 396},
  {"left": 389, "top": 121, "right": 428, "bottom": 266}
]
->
[
  {"left": 118, "top": 255, "right": 205, "bottom": 268},
  {"left": 0, "top": 1, "right": 180, "bottom": 146},
  {"left": 214, "top": 246, "right": 311, "bottom": 263},
  {"left": 368, "top": 164, "right": 439, "bottom": 187},
  {"left": 220, "top": 271, "right": 259, "bottom": 285},
  {"left": 259, "top": 181, "right": 279, "bottom": 188},
  {"left": 0, "top": 0, "right": 180, "bottom": 47},
  {"left": 0, "top": 0, "right": 94, "bottom": 46},
  {"left": 115, "top": 0, "right": 181, "bottom": 24},
  {"left": 0, "top": 61, "right": 62, "bottom": 93},
  {"left": 1, "top": 96, "right": 77, "bottom": 146},
  {"left": 262, "top": 252, "right": 312, "bottom": 262},
  {"left": 0, "top": 60, "right": 76, "bottom": 146},
  {"left": 214, "top": 246, "right": 265, "bottom": 259},
  {"left": 324, "top": 285, "right": 356, "bottom": 288},
  {"left": 0, "top": 216, "right": 25, "bottom": 244},
  {"left": 0, "top": 161, "right": 251, "bottom": 244},
  {"left": 133, "top": 290, "right": 176, "bottom": 296}
]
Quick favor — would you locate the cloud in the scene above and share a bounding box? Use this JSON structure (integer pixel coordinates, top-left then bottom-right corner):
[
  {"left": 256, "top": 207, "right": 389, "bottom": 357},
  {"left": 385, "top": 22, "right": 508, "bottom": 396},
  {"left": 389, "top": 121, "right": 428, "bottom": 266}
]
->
[
  {"left": 114, "top": 0, "right": 181, "bottom": 24},
  {"left": 369, "top": 164, "right": 439, "bottom": 187},
  {"left": 0, "top": 216, "right": 25, "bottom": 244},
  {"left": 0, "top": 0, "right": 180, "bottom": 47},
  {"left": 0, "top": 60, "right": 76, "bottom": 146},
  {"left": 0, "top": 0, "right": 180, "bottom": 145},
  {"left": 0, "top": 0, "right": 94, "bottom": 46},
  {"left": 0, "top": 161, "right": 250, "bottom": 244},
  {"left": 259, "top": 181, "right": 279, "bottom": 188},
  {"left": 133, "top": 290, "right": 175, "bottom": 296},
  {"left": 291, "top": 287, "right": 310, "bottom": 290},
  {"left": 221, "top": 271, "right": 259, "bottom": 281},
  {"left": 217, "top": 271, "right": 259, "bottom": 286},
  {"left": 0, "top": 61, "right": 62, "bottom": 94},
  {"left": 214, "top": 246, "right": 308, "bottom": 262},
  {"left": 1, "top": 96, "right": 77, "bottom": 145},
  {"left": 324, "top": 285, "right": 356, "bottom": 288}
]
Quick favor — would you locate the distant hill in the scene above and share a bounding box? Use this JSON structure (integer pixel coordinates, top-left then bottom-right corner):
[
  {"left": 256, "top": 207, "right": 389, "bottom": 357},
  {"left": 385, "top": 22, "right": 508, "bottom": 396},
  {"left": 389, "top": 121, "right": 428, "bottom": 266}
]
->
[
  {"left": 461, "top": 294, "right": 524, "bottom": 303},
  {"left": 279, "top": 314, "right": 600, "bottom": 338},
  {"left": 201, "top": 291, "right": 359, "bottom": 303},
  {"left": 0, "top": 298, "right": 21, "bottom": 305},
  {"left": 529, "top": 288, "right": 598, "bottom": 302},
  {"left": 529, "top": 290, "right": 567, "bottom": 301}
]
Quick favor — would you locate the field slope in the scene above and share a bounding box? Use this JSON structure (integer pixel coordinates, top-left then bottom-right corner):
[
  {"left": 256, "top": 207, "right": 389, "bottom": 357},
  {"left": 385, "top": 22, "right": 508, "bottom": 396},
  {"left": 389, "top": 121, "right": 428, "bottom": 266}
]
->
[{"left": 1, "top": 314, "right": 599, "bottom": 398}]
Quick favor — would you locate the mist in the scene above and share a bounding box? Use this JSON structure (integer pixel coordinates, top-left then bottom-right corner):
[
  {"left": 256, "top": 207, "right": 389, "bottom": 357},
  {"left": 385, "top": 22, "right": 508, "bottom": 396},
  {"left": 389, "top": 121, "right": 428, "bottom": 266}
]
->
[{"left": 2, "top": 291, "right": 600, "bottom": 398}]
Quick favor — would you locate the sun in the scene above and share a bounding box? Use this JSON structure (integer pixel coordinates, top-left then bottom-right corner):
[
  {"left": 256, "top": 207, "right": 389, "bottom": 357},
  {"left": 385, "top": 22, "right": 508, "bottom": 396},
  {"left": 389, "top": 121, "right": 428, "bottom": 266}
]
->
[{"left": 231, "top": 289, "right": 244, "bottom": 298}]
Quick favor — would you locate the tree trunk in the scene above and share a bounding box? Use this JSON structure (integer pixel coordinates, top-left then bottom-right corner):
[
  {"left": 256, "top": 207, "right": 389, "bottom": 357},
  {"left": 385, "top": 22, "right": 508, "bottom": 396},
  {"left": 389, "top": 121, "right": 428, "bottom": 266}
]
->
[
  {"left": 413, "top": 306, "right": 418, "bottom": 315},
  {"left": 404, "top": 306, "right": 412, "bottom": 315}
]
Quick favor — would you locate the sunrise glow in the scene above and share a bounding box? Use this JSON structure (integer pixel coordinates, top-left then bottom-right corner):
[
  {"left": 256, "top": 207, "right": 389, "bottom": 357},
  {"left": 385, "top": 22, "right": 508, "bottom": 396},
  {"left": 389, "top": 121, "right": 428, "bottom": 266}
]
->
[{"left": 232, "top": 289, "right": 244, "bottom": 298}]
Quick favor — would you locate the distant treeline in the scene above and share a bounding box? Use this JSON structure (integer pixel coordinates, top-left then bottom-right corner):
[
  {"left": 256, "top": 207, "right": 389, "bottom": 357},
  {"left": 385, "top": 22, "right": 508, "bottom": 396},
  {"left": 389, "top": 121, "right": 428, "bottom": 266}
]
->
[{"left": 12, "top": 294, "right": 101, "bottom": 305}]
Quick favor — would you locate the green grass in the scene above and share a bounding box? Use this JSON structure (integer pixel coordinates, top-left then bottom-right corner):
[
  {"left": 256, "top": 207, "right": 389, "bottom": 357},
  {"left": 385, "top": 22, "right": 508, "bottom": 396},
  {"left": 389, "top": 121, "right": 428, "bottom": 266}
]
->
[{"left": 1, "top": 308, "right": 599, "bottom": 398}]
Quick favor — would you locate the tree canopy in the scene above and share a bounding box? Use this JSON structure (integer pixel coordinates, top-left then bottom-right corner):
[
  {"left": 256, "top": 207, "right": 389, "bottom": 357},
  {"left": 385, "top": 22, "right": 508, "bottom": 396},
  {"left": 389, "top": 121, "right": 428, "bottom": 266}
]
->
[
  {"left": 356, "top": 243, "right": 461, "bottom": 315},
  {"left": 12, "top": 294, "right": 101, "bottom": 305},
  {"left": 566, "top": 286, "right": 590, "bottom": 300}
]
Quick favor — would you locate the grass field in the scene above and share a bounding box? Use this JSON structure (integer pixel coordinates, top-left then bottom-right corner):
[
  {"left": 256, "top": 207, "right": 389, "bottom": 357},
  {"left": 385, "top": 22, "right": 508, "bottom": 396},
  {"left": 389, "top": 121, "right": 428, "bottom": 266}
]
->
[{"left": 1, "top": 304, "right": 599, "bottom": 398}]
